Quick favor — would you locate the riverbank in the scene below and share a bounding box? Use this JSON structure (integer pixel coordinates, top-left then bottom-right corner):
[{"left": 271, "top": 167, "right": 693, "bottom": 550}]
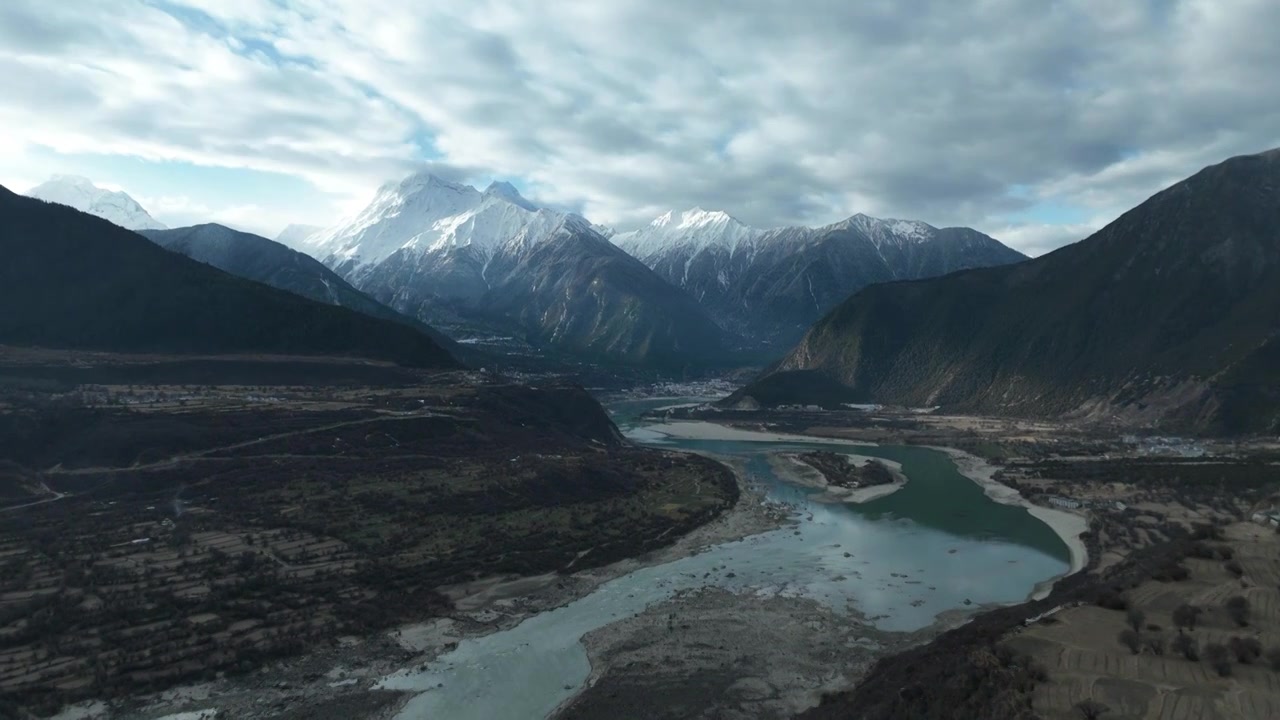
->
[
  {"left": 931, "top": 446, "right": 1089, "bottom": 576},
  {"left": 87, "top": 451, "right": 786, "bottom": 720},
  {"left": 559, "top": 587, "right": 910, "bottom": 720},
  {"left": 768, "top": 453, "right": 908, "bottom": 505},
  {"left": 634, "top": 419, "right": 876, "bottom": 445}
]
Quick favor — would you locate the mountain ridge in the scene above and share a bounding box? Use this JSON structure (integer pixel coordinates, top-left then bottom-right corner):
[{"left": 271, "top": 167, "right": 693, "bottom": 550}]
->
[
  {"left": 612, "top": 209, "right": 1026, "bottom": 347},
  {"left": 1, "top": 186, "right": 459, "bottom": 369},
  {"left": 730, "top": 148, "right": 1280, "bottom": 434}
]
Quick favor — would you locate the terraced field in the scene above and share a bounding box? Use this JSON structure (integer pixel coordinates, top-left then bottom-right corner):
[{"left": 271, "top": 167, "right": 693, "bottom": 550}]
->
[
  {"left": 1009, "top": 522, "right": 1280, "bottom": 719},
  {"left": 0, "top": 357, "right": 737, "bottom": 715}
]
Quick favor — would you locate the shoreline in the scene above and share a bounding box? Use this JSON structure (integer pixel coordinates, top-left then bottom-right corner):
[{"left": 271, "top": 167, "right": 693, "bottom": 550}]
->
[
  {"left": 632, "top": 419, "right": 877, "bottom": 446},
  {"left": 768, "top": 453, "right": 908, "bottom": 505},
  {"left": 96, "top": 450, "right": 787, "bottom": 720},
  {"left": 928, "top": 445, "right": 1089, "bottom": 580}
]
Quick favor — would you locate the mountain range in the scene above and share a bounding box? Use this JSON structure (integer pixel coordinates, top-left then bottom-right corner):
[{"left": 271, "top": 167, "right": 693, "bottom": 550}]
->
[
  {"left": 732, "top": 148, "right": 1280, "bottom": 434},
  {"left": 302, "top": 173, "right": 728, "bottom": 367},
  {"left": 138, "top": 223, "right": 457, "bottom": 353},
  {"left": 18, "top": 172, "right": 1028, "bottom": 369},
  {"left": 2, "top": 186, "right": 458, "bottom": 369},
  {"left": 27, "top": 175, "right": 166, "bottom": 231},
  {"left": 612, "top": 209, "right": 1026, "bottom": 347}
]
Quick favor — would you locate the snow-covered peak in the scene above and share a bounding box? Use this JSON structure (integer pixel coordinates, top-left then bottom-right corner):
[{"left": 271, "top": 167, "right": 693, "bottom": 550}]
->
[
  {"left": 27, "top": 175, "right": 166, "bottom": 231},
  {"left": 483, "top": 181, "right": 538, "bottom": 211},
  {"left": 275, "top": 223, "right": 322, "bottom": 248},
  {"left": 833, "top": 213, "right": 936, "bottom": 244},
  {"left": 615, "top": 207, "right": 760, "bottom": 258},
  {"left": 303, "top": 172, "right": 561, "bottom": 267}
]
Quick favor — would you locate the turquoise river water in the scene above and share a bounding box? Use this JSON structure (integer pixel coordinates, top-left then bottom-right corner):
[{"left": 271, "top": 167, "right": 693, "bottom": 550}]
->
[{"left": 379, "top": 398, "right": 1070, "bottom": 719}]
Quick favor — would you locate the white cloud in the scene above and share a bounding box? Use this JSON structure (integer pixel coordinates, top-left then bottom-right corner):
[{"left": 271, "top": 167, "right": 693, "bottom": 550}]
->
[{"left": 1, "top": 0, "right": 1278, "bottom": 255}]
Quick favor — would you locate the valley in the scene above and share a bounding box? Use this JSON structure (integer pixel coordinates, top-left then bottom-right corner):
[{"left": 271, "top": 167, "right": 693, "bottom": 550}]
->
[
  {"left": 1, "top": 77, "right": 1276, "bottom": 720},
  {"left": 0, "top": 352, "right": 738, "bottom": 717}
]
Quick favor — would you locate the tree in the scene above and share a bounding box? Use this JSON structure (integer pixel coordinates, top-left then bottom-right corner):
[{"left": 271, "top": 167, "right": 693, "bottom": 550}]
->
[
  {"left": 1172, "top": 633, "right": 1199, "bottom": 661},
  {"left": 1126, "top": 608, "right": 1146, "bottom": 633},
  {"left": 1226, "top": 596, "right": 1251, "bottom": 627},
  {"left": 1173, "top": 604, "right": 1202, "bottom": 631},
  {"left": 1205, "top": 642, "right": 1232, "bottom": 676},
  {"left": 1118, "top": 629, "right": 1142, "bottom": 654},
  {"left": 1075, "top": 699, "right": 1111, "bottom": 719},
  {"left": 1266, "top": 646, "right": 1280, "bottom": 671},
  {"left": 1145, "top": 635, "right": 1166, "bottom": 656},
  {"left": 1229, "top": 636, "right": 1262, "bottom": 664}
]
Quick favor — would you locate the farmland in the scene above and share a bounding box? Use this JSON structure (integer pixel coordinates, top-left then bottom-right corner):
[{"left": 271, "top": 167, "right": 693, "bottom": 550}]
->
[{"left": 0, "top": 351, "right": 737, "bottom": 715}]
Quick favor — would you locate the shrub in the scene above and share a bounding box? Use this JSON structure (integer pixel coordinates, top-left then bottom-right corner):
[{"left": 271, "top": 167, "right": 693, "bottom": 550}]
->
[
  {"left": 1172, "top": 604, "right": 1202, "bottom": 631},
  {"left": 1118, "top": 629, "right": 1142, "bottom": 655},
  {"left": 1205, "top": 643, "right": 1232, "bottom": 676},
  {"left": 1226, "top": 596, "right": 1251, "bottom": 627},
  {"left": 1097, "top": 589, "right": 1129, "bottom": 611},
  {"left": 1229, "top": 636, "right": 1262, "bottom": 664},
  {"left": 1172, "top": 633, "right": 1199, "bottom": 661},
  {"left": 1075, "top": 699, "right": 1111, "bottom": 719},
  {"left": 1266, "top": 646, "right": 1280, "bottom": 671},
  {"left": 1145, "top": 635, "right": 1166, "bottom": 656},
  {"left": 1126, "top": 608, "right": 1146, "bottom": 633},
  {"left": 1225, "top": 559, "right": 1244, "bottom": 578}
]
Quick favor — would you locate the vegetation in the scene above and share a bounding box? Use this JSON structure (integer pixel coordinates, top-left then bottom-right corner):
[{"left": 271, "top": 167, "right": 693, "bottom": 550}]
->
[
  {"left": 0, "top": 357, "right": 738, "bottom": 714},
  {"left": 1204, "top": 642, "right": 1233, "bottom": 676},
  {"left": 1172, "top": 633, "right": 1199, "bottom": 661},
  {"left": 792, "top": 451, "right": 896, "bottom": 488},
  {"left": 1117, "top": 629, "right": 1141, "bottom": 655},
  {"left": 1172, "top": 603, "right": 1202, "bottom": 631},
  {"left": 1226, "top": 595, "right": 1251, "bottom": 627},
  {"left": 1075, "top": 699, "right": 1111, "bottom": 719}
]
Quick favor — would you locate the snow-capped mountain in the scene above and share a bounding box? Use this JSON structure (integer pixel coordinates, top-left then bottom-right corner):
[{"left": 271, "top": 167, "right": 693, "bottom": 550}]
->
[
  {"left": 302, "top": 173, "right": 726, "bottom": 366},
  {"left": 26, "top": 175, "right": 166, "bottom": 231},
  {"left": 613, "top": 210, "right": 1027, "bottom": 348},
  {"left": 274, "top": 223, "right": 323, "bottom": 249}
]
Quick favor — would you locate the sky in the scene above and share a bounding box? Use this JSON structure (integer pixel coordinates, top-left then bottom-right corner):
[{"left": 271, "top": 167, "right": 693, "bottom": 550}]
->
[{"left": 1, "top": 0, "right": 1278, "bottom": 256}]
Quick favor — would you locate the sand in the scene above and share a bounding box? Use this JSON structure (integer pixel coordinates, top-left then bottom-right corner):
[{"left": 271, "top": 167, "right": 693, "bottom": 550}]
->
[
  {"left": 930, "top": 446, "right": 1089, "bottom": 577},
  {"left": 769, "top": 453, "right": 908, "bottom": 505},
  {"left": 636, "top": 420, "right": 875, "bottom": 445}
]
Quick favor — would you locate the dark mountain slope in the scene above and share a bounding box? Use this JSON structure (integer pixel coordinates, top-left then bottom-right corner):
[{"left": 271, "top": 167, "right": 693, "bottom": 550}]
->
[
  {"left": 481, "top": 218, "right": 728, "bottom": 367},
  {"left": 732, "top": 148, "right": 1280, "bottom": 434},
  {"left": 0, "top": 186, "right": 459, "bottom": 369},
  {"left": 140, "top": 224, "right": 458, "bottom": 353}
]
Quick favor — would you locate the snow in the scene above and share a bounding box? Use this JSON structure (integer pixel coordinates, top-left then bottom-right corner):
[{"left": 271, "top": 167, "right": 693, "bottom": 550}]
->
[
  {"left": 833, "top": 213, "right": 937, "bottom": 246},
  {"left": 27, "top": 175, "right": 166, "bottom": 231},
  {"left": 612, "top": 207, "right": 948, "bottom": 263},
  {"left": 611, "top": 207, "right": 760, "bottom": 259},
  {"left": 302, "top": 172, "right": 558, "bottom": 267},
  {"left": 275, "top": 223, "right": 323, "bottom": 248}
]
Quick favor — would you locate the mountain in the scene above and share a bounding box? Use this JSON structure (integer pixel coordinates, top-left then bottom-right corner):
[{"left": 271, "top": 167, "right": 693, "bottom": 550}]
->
[
  {"left": 27, "top": 175, "right": 166, "bottom": 231},
  {"left": 730, "top": 148, "right": 1280, "bottom": 434},
  {"left": 275, "top": 223, "right": 323, "bottom": 248},
  {"left": 303, "top": 173, "right": 727, "bottom": 367},
  {"left": 1, "top": 186, "right": 459, "bottom": 369},
  {"left": 612, "top": 209, "right": 1025, "bottom": 347},
  {"left": 140, "top": 224, "right": 459, "bottom": 352}
]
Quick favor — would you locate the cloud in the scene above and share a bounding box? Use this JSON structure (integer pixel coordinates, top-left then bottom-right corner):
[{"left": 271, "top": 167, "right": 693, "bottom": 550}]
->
[{"left": 1, "top": 0, "right": 1278, "bottom": 254}]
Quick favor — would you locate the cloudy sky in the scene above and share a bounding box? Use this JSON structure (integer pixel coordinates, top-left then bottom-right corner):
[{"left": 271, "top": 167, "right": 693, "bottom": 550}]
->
[{"left": 1, "top": 0, "right": 1277, "bottom": 255}]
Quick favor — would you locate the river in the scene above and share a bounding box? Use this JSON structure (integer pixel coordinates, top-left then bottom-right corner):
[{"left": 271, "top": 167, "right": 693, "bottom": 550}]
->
[{"left": 378, "top": 398, "right": 1071, "bottom": 719}]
